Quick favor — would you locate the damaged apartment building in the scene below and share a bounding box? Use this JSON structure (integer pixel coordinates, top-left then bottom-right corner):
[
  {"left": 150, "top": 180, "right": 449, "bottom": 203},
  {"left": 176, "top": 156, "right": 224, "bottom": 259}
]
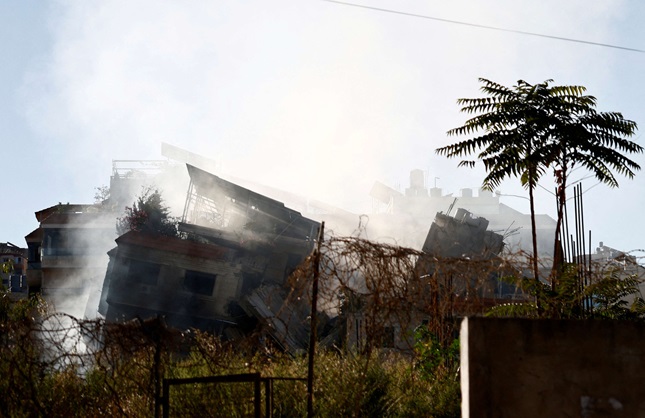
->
[
  {"left": 342, "top": 208, "right": 524, "bottom": 351},
  {"left": 416, "top": 208, "right": 516, "bottom": 301},
  {"left": 23, "top": 145, "right": 324, "bottom": 351},
  {"left": 368, "top": 169, "right": 557, "bottom": 254},
  {"left": 23, "top": 144, "right": 555, "bottom": 352},
  {"left": 98, "top": 164, "right": 320, "bottom": 349},
  {"left": 25, "top": 204, "right": 117, "bottom": 318}
]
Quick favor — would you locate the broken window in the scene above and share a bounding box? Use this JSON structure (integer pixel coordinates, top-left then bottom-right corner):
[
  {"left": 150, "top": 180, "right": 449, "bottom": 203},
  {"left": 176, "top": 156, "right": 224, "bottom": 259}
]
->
[{"left": 183, "top": 270, "right": 216, "bottom": 296}]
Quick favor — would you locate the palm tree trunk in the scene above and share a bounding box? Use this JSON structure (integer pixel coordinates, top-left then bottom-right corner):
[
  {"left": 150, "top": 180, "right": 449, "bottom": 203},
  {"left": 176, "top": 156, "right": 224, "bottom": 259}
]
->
[
  {"left": 528, "top": 183, "right": 542, "bottom": 314},
  {"left": 551, "top": 166, "right": 567, "bottom": 292}
]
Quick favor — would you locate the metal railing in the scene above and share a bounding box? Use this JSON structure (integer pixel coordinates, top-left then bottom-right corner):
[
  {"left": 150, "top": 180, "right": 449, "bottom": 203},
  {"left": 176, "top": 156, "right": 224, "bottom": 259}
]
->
[{"left": 160, "top": 373, "right": 306, "bottom": 418}]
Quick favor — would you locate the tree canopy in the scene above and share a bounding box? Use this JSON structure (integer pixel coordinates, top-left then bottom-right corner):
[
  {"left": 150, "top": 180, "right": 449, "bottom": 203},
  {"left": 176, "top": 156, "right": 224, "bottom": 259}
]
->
[
  {"left": 437, "top": 78, "right": 641, "bottom": 292},
  {"left": 116, "top": 188, "right": 178, "bottom": 237}
]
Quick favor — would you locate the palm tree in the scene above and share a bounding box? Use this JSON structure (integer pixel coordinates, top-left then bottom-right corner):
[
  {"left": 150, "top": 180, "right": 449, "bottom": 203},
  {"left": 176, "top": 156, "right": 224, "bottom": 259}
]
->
[
  {"left": 545, "top": 97, "right": 640, "bottom": 285},
  {"left": 437, "top": 78, "right": 642, "bottom": 296},
  {"left": 436, "top": 78, "right": 554, "bottom": 287}
]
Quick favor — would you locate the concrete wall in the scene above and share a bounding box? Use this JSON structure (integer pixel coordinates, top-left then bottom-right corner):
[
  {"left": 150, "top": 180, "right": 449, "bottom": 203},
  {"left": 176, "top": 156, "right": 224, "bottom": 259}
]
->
[{"left": 461, "top": 317, "right": 645, "bottom": 418}]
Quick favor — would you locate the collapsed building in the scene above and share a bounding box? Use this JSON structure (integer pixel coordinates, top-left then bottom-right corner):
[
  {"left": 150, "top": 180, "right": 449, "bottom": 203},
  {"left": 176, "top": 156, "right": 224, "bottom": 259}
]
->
[
  {"left": 342, "top": 208, "right": 524, "bottom": 351},
  {"left": 22, "top": 145, "right": 559, "bottom": 352},
  {"left": 368, "top": 169, "right": 557, "bottom": 253},
  {"left": 415, "top": 208, "right": 518, "bottom": 300},
  {"left": 421, "top": 208, "right": 504, "bottom": 259},
  {"left": 99, "top": 165, "right": 320, "bottom": 349}
]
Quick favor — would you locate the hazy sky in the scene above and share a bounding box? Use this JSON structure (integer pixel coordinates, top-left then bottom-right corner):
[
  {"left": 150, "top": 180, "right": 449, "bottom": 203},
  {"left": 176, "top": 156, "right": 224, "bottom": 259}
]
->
[{"left": 4, "top": 1, "right": 645, "bottom": 254}]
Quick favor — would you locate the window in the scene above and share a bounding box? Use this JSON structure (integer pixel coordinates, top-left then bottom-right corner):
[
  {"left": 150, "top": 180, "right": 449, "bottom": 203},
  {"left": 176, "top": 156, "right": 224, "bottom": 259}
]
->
[
  {"left": 183, "top": 270, "right": 216, "bottom": 296},
  {"left": 127, "top": 260, "right": 160, "bottom": 286},
  {"left": 28, "top": 244, "right": 41, "bottom": 263},
  {"left": 382, "top": 327, "right": 395, "bottom": 348}
]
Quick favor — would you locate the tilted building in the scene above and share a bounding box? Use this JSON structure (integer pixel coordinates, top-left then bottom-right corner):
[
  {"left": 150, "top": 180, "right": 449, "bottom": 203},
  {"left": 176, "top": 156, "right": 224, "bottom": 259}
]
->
[
  {"left": 99, "top": 165, "right": 320, "bottom": 347},
  {"left": 368, "top": 169, "right": 557, "bottom": 254},
  {"left": 343, "top": 208, "right": 526, "bottom": 351}
]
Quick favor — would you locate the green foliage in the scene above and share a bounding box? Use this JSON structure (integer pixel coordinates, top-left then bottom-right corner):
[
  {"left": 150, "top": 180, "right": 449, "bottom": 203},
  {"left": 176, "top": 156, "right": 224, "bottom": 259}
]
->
[
  {"left": 585, "top": 270, "right": 645, "bottom": 320},
  {"left": 0, "top": 292, "right": 49, "bottom": 416},
  {"left": 0, "top": 300, "right": 460, "bottom": 418},
  {"left": 412, "top": 327, "right": 461, "bottom": 418},
  {"left": 0, "top": 291, "right": 45, "bottom": 325},
  {"left": 438, "top": 78, "right": 640, "bottom": 194},
  {"left": 174, "top": 339, "right": 458, "bottom": 418},
  {"left": 438, "top": 79, "right": 556, "bottom": 192},
  {"left": 486, "top": 264, "right": 645, "bottom": 321},
  {"left": 1, "top": 259, "right": 13, "bottom": 274},
  {"left": 413, "top": 327, "right": 459, "bottom": 382},
  {"left": 116, "top": 187, "right": 178, "bottom": 237}
]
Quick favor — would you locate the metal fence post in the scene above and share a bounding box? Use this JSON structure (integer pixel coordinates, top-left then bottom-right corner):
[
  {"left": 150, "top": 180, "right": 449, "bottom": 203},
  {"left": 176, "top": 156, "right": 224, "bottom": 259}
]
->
[{"left": 254, "top": 375, "right": 261, "bottom": 418}]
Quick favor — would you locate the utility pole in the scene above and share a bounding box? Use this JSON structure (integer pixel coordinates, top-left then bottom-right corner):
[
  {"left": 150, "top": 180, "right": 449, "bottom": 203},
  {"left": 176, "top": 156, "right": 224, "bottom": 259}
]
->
[{"left": 307, "top": 222, "right": 324, "bottom": 418}]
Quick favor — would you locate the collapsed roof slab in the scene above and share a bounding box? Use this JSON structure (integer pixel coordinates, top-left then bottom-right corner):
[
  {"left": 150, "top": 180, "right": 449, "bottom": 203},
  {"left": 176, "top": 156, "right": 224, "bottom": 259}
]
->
[
  {"left": 422, "top": 210, "right": 504, "bottom": 260},
  {"left": 183, "top": 164, "right": 320, "bottom": 243}
]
